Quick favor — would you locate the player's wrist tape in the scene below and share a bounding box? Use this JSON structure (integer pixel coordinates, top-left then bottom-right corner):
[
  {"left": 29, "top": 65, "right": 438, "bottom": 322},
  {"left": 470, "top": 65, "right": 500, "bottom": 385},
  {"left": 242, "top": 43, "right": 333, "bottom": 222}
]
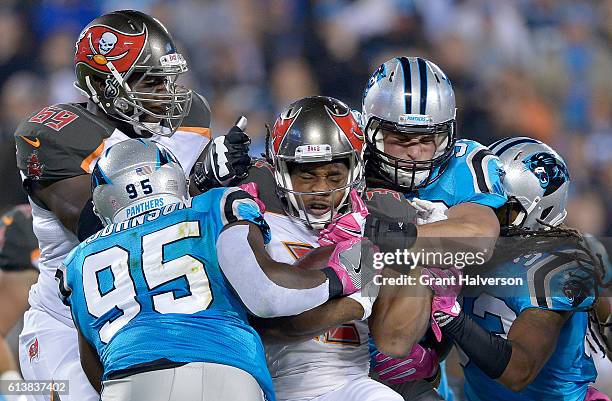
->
[
  {"left": 322, "top": 267, "right": 343, "bottom": 298},
  {"left": 441, "top": 310, "right": 512, "bottom": 379},
  {"left": 347, "top": 292, "right": 374, "bottom": 320}
]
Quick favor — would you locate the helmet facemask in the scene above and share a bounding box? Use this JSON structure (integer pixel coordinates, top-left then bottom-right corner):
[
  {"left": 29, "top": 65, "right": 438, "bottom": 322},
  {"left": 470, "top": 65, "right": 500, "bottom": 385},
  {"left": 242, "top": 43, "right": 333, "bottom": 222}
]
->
[
  {"left": 103, "top": 56, "right": 192, "bottom": 136},
  {"left": 272, "top": 145, "right": 364, "bottom": 230},
  {"left": 73, "top": 12, "right": 193, "bottom": 137},
  {"left": 365, "top": 116, "right": 455, "bottom": 192}
]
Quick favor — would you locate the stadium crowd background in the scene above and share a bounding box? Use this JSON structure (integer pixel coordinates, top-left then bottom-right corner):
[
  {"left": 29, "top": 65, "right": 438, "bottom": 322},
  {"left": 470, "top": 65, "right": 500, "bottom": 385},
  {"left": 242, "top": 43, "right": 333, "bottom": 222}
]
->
[
  {"left": 0, "top": 0, "right": 610, "bottom": 237},
  {"left": 0, "top": 0, "right": 610, "bottom": 399}
]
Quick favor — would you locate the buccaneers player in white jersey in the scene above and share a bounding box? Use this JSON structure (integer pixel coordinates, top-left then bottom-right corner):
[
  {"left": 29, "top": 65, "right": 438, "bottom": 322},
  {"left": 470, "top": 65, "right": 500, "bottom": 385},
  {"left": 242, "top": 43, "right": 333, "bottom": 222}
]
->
[{"left": 244, "top": 96, "right": 433, "bottom": 401}]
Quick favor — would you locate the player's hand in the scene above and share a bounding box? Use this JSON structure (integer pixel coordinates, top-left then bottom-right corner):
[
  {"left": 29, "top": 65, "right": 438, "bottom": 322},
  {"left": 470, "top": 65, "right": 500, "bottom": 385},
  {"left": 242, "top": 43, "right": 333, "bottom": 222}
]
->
[
  {"left": 318, "top": 189, "right": 368, "bottom": 246},
  {"left": 373, "top": 344, "right": 439, "bottom": 384},
  {"left": 410, "top": 198, "right": 448, "bottom": 225},
  {"left": 192, "top": 117, "right": 252, "bottom": 192},
  {"left": 326, "top": 237, "right": 373, "bottom": 295},
  {"left": 422, "top": 267, "right": 462, "bottom": 341},
  {"left": 364, "top": 207, "right": 417, "bottom": 253},
  {"left": 238, "top": 182, "right": 266, "bottom": 214}
]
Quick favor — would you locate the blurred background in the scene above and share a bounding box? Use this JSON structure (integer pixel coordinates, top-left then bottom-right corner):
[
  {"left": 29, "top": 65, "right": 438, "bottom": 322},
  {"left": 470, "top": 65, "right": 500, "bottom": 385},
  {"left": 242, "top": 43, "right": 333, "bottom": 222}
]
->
[
  {"left": 0, "top": 0, "right": 610, "bottom": 398},
  {"left": 1, "top": 0, "right": 611, "bottom": 236}
]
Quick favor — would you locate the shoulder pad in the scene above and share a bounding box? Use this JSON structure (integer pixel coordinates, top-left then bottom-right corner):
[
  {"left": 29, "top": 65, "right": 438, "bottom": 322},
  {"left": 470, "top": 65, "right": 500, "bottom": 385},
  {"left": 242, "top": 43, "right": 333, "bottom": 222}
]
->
[
  {"left": 0, "top": 204, "right": 39, "bottom": 271},
  {"left": 436, "top": 139, "right": 506, "bottom": 206},
  {"left": 15, "top": 103, "right": 114, "bottom": 183},
  {"left": 193, "top": 187, "right": 270, "bottom": 242}
]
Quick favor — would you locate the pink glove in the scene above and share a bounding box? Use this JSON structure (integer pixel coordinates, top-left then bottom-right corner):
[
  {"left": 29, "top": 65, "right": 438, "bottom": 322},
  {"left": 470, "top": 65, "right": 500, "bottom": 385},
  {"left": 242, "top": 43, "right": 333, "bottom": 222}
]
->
[
  {"left": 326, "top": 237, "right": 368, "bottom": 295},
  {"left": 422, "top": 267, "right": 462, "bottom": 341},
  {"left": 586, "top": 387, "right": 612, "bottom": 401},
  {"left": 373, "top": 344, "right": 439, "bottom": 384},
  {"left": 318, "top": 189, "right": 368, "bottom": 246},
  {"left": 238, "top": 182, "right": 266, "bottom": 213}
]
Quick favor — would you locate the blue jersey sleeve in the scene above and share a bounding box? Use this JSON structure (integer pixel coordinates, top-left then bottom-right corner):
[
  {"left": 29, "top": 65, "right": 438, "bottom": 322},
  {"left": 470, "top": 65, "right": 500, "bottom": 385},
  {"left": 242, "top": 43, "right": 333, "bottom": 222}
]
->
[
  {"left": 506, "top": 250, "right": 597, "bottom": 313},
  {"left": 451, "top": 139, "right": 507, "bottom": 208},
  {"left": 192, "top": 187, "right": 271, "bottom": 244}
]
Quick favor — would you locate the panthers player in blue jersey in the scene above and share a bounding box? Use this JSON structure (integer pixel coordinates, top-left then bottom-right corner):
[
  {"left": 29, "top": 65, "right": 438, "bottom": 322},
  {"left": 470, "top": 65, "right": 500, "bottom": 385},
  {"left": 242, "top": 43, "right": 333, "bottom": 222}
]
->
[
  {"left": 434, "top": 137, "right": 610, "bottom": 401},
  {"left": 359, "top": 57, "right": 507, "bottom": 401},
  {"left": 60, "top": 139, "right": 365, "bottom": 401}
]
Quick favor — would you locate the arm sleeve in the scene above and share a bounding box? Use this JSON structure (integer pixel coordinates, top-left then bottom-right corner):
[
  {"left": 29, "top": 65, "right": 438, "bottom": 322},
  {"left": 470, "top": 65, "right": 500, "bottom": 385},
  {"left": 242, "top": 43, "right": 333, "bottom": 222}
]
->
[
  {"left": 514, "top": 249, "right": 597, "bottom": 313},
  {"left": 216, "top": 224, "right": 331, "bottom": 318}
]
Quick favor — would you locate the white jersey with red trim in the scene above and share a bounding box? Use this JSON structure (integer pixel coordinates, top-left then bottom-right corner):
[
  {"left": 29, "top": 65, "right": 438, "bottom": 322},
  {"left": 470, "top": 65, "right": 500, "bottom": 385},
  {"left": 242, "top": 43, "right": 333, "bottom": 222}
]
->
[{"left": 263, "top": 212, "right": 370, "bottom": 401}]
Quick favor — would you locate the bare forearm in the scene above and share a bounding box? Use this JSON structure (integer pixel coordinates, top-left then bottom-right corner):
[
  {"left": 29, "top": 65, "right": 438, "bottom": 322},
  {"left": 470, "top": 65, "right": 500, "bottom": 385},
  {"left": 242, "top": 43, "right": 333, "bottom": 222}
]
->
[
  {"left": 369, "top": 267, "right": 432, "bottom": 357},
  {"left": 413, "top": 219, "right": 498, "bottom": 260},
  {"left": 78, "top": 332, "right": 102, "bottom": 393},
  {"left": 497, "top": 341, "right": 541, "bottom": 391},
  {"left": 497, "top": 309, "right": 567, "bottom": 391},
  {"left": 255, "top": 297, "right": 363, "bottom": 344},
  {"left": 412, "top": 203, "right": 500, "bottom": 262}
]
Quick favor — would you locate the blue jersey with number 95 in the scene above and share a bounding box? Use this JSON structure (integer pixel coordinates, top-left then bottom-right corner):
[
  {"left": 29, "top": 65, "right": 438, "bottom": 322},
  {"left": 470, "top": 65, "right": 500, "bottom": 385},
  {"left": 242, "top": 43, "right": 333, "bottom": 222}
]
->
[{"left": 62, "top": 188, "right": 275, "bottom": 400}]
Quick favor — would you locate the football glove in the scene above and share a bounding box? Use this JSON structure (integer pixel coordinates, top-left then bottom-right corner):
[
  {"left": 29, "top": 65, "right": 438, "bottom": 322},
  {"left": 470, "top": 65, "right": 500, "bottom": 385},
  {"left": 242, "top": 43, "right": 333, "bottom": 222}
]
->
[
  {"left": 192, "top": 117, "right": 251, "bottom": 192},
  {"left": 318, "top": 189, "right": 368, "bottom": 246},
  {"left": 373, "top": 344, "right": 439, "bottom": 384}
]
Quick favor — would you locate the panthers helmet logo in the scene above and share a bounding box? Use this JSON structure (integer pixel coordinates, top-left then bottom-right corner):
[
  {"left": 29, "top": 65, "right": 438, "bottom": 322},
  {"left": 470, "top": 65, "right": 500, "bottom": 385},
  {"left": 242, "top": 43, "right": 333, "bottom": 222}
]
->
[{"left": 523, "top": 152, "right": 569, "bottom": 196}]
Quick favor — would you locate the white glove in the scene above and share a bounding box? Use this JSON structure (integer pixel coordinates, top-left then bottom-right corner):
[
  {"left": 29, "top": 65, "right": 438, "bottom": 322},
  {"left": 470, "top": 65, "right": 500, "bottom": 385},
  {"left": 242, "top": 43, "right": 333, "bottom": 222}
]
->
[
  {"left": 410, "top": 198, "right": 448, "bottom": 225},
  {"left": 347, "top": 279, "right": 380, "bottom": 320}
]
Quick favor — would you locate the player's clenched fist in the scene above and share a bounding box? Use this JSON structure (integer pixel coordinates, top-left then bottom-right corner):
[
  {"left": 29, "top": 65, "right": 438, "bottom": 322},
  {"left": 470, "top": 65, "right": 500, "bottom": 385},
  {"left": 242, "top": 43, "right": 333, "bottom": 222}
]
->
[{"left": 192, "top": 117, "right": 252, "bottom": 192}]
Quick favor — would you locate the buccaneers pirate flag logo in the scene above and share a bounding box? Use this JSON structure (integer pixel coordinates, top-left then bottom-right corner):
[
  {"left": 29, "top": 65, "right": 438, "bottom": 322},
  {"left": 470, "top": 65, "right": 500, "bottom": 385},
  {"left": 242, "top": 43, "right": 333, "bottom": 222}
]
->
[{"left": 75, "top": 24, "right": 148, "bottom": 74}]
